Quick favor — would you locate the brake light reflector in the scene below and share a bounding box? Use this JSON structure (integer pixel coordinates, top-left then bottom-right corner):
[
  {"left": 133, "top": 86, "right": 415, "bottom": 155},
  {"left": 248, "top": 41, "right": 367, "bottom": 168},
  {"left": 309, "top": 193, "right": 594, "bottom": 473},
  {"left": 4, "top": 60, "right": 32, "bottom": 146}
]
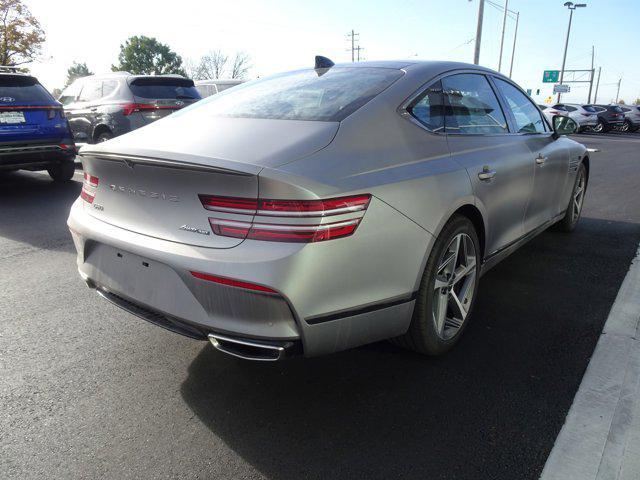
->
[
  {"left": 81, "top": 172, "right": 99, "bottom": 204},
  {"left": 190, "top": 271, "right": 278, "bottom": 294}
]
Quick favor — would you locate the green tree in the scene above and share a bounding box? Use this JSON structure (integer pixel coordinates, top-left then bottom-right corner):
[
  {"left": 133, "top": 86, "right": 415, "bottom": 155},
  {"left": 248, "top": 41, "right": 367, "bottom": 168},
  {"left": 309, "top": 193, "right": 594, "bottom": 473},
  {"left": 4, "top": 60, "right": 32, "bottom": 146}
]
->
[
  {"left": 111, "top": 36, "right": 186, "bottom": 76},
  {"left": 0, "top": 0, "right": 45, "bottom": 66},
  {"left": 65, "top": 61, "right": 92, "bottom": 86},
  {"left": 634, "top": 98, "right": 640, "bottom": 106}
]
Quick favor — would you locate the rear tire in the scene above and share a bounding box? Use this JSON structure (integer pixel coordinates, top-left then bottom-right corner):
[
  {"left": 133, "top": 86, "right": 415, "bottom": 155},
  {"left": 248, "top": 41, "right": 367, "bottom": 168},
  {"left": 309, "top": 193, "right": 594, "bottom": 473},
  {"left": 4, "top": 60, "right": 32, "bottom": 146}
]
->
[
  {"left": 555, "top": 163, "right": 586, "bottom": 233},
  {"left": 96, "top": 131, "right": 113, "bottom": 143},
  {"left": 47, "top": 161, "right": 75, "bottom": 182},
  {"left": 621, "top": 120, "right": 632, "bottom": 133},
  {"left": 593, "top": 120, "right": 607, "bottom": 133},
  {"left": 391, "top": 214, "right": 480, "bottom": 355}
]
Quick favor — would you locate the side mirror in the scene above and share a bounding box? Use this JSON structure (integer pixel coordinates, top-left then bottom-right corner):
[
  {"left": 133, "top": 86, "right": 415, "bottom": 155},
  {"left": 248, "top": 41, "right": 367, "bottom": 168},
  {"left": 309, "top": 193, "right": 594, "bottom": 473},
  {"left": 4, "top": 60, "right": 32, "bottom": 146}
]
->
[{"left": 552, "top": 115, "right": 578, "bottom": 137}]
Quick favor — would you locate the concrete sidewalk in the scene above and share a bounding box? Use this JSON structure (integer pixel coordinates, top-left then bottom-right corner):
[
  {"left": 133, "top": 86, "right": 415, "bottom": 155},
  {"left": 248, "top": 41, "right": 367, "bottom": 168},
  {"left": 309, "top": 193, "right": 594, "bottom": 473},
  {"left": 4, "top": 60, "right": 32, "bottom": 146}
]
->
[{"left": 541, "top": 243, "right": 640, "bottom": 480}]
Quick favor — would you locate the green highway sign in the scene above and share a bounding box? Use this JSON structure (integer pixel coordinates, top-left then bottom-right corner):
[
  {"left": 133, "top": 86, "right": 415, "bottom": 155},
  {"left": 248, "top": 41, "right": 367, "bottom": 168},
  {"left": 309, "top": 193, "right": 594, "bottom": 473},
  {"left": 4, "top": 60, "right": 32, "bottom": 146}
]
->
[{"left": 543, "top": 70, "right": 560, "bottom": 83}]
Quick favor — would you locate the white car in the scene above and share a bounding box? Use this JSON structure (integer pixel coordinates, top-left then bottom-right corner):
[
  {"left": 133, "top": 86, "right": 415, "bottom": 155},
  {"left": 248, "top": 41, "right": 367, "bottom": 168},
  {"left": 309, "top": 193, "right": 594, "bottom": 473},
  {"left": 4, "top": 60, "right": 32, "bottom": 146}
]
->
[
  {"left": 547, "top": 104, "right": 599, "bottom": 132},
  {"left": 194, "top": 79, "right": 245, "bottom": 98}
]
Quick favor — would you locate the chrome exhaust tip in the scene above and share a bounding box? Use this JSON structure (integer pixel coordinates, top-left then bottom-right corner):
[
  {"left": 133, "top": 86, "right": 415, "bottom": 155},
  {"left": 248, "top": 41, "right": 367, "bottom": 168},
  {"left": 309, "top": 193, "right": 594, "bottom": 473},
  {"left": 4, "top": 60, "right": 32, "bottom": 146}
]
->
[{"left": 208, "top": 333, "right": 292, "bottom": 361}]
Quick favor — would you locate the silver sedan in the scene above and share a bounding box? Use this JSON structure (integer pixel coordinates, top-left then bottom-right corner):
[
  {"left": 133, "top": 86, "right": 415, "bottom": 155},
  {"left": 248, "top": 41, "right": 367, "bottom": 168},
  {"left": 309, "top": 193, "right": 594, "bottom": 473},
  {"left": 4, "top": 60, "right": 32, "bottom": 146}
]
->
[{"left": 68, "top": 59, "right": 587, "bottom": 360}]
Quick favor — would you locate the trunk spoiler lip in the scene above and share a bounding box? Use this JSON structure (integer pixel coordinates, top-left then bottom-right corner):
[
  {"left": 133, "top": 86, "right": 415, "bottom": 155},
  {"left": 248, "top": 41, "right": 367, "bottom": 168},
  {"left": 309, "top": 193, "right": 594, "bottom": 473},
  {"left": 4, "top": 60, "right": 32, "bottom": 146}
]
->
[{"left": 78, "top": 150, "right": 260, "bottom": 177}]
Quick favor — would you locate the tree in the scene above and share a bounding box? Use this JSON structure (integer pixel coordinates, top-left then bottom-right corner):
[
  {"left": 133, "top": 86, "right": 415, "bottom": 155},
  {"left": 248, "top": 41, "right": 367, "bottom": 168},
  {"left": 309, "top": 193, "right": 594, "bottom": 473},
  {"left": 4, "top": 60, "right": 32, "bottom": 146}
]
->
[
  {"left": 617, "top": 99, "right": 625, "bottom": 105},
  {"left": 197, "top": 50, "right": 228, "bottom": 79},
  {"left": 230, "top": 52, "right": 251, "bottom": 79},
  {"left": 65, "top": 61, "right": 93, "bottom": 86},
  {"left": 186, "top": 50, "right": 251, "bottom": 80},
  {"left": 634, "top": 98, "right": 640, "bottom": 106},
  {"left": 0, "top": 0, "right": 45, "bottom": 66},
  {"left": 111, "top": 36, "right": 186, "bottom": 76}
]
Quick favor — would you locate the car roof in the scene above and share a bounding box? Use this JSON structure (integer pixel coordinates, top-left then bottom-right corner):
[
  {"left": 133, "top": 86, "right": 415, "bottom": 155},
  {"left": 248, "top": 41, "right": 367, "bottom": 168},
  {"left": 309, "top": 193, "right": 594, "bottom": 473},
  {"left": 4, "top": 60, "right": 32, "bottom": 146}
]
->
[
  {"left": 74, "top": 72, "right": 191, "bottom": 82},
  {"left": 195, "top": 79, "right": 244, "bottom": 85}
]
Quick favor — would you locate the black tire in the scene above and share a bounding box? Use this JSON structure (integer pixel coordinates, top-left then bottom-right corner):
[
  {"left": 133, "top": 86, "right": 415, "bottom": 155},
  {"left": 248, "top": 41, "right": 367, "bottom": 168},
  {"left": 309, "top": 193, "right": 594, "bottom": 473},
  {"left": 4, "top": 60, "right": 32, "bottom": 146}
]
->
[
  {"left": 47, "top": 161, "right": 75, "bottom": 182},
  {"left": 621, "top": 120, "right": 632, "bottom": 133},
  {"left": 391, "top": 214, "right": 481, "bottom": 355},
  {"left": 593, "top": 119, "right": 607, "bottom": 133},
  {"left": 96, "top": 131, "right": 113, "bottom": 143},
  {"left": 554, "top": 163, "right": 587, "bottom": 232}
]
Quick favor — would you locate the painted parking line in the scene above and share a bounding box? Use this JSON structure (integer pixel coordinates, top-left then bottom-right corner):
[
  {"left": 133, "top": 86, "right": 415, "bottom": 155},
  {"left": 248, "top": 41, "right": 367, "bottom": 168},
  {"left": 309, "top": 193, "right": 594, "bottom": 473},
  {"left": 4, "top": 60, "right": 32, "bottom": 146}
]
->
[{"left": 541, "top": 242, "right": 640, "bottom": 480}]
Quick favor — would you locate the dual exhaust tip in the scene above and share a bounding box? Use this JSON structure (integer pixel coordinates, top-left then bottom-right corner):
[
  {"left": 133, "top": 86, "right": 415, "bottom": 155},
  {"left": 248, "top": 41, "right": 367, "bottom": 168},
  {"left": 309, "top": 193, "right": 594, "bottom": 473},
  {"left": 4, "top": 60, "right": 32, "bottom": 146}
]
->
[{"left": 208, "top": 333, "right": 295, "bottom": 362}]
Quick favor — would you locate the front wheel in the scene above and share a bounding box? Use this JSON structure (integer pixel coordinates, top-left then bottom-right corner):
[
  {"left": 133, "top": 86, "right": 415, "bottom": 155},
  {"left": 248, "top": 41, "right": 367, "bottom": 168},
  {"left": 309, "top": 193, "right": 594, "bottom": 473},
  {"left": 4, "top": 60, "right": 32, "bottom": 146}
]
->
[
  {"left": 621, "top": 120, "right": 632, "bottom": 133},
  {"left": 593, "top": 120, "right": 606, "bottom": 133},
  {"left": 391, "top": 215, "right": 480, "bottom": 355},
  {"left": 47, "top": 161, "right": 75, "bottom": 182},
  {"left": 555, "top": 163, "right": 586, "bottom": 232}
]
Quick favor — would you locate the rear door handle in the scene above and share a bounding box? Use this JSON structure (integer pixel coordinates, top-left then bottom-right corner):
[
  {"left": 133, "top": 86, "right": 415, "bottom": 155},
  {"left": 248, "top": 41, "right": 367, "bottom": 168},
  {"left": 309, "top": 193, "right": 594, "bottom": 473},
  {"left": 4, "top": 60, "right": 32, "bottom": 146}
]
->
[
  {"left": 536, "top": 155, "right": 547, "bottom": 165},
  {"left": 478, "top": 166, "right": 496, "bottom": 181}
]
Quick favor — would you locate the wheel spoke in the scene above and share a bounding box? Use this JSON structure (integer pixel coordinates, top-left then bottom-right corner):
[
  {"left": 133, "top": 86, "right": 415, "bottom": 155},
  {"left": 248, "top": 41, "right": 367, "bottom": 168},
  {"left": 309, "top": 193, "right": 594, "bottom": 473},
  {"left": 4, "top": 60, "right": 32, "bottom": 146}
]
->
[
  {"left": 434, "top": 291, "right": 448, "bottom": 336},
  {"left": 448, "top": 290, "right": 468, "bottom": 321}
]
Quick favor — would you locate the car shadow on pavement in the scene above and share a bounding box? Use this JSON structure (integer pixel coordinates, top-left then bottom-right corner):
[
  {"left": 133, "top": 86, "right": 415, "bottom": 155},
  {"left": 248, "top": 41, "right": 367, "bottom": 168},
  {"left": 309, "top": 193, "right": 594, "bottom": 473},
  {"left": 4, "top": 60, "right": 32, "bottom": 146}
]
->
[
  {"left": 181, "top": 216, "right": 640, "bottom": 480},
  {"left": 0, "top": 170, "right": 80, "bottom": 252}
]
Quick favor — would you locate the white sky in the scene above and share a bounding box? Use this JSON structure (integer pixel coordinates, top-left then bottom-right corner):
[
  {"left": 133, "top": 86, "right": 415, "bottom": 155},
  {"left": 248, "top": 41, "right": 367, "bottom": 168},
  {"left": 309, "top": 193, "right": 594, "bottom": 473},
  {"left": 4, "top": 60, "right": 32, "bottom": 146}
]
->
[{"left": 24, "top": 0, "right": 640, "bottom": 104}]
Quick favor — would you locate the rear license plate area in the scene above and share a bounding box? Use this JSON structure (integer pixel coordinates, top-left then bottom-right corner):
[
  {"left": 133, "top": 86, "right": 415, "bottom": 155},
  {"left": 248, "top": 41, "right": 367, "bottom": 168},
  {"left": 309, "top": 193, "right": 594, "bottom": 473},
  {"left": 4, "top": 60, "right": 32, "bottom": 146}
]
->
[{"left": 0, "top": 111, "right": 26, "bottom": 124}]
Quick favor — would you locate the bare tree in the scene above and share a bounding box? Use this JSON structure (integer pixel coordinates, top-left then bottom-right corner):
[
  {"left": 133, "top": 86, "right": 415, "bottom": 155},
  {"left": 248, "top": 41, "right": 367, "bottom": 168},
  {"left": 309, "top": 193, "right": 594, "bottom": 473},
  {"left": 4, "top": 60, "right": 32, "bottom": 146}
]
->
[
  {"left": 183, "top": 58, "right": 204, "bottom": 80},
  {"left": 198, "top": 50, "right": 228, "bottom": 79},
  {"left": 230, "top": 51, "right": 251, "bottom": 79}
]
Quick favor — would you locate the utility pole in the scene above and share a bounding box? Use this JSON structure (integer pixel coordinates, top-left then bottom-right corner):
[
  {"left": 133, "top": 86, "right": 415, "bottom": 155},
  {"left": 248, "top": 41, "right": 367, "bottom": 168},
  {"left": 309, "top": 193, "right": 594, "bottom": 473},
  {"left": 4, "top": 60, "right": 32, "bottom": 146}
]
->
[
  {"left": 615, "top": 78, "right": 622, "bottom": 103},
  {"left": 473, "top": 0, "right": 485, "bottom": 65},
  {"left": 347, "top": 30, "right": 359, "bottom": 63},
  {"left": 355, "top": 45, "right": 364, "bottom": 62},
  {"left": 508, "top": 11, "right": 519, "bottom": 78},
  {"left": 594, "top": 66, "right": 601, "bottom": 103},
  {"left": 587, "top": 45, "right": 595, "bottom": 103},
  {"left": 558, "top": 2, "right": 587, "bottom": 103},
  {"left": 497, "top": 0, "right": 509, "bottom": 72}
]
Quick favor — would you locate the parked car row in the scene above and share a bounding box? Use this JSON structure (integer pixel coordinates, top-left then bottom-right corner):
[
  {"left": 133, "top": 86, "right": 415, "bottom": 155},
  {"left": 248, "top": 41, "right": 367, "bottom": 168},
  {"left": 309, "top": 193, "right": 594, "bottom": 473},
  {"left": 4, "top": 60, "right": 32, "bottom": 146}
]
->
[{"left": 539, "top": 102, "right": 639, "bottom": 133}]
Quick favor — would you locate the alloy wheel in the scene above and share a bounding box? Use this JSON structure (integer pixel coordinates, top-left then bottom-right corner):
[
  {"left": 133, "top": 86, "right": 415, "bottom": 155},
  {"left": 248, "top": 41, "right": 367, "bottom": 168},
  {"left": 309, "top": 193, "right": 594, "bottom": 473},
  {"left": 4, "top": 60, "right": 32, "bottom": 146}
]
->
[
  {"left": 572, "top": 169, "right": 586, "bottom": 224},
  {"left": 432, "top": 233, "right": 477, "bottom": 340},
  {"left": 593, "top": 122, "right": 604, "bottom": 133}
]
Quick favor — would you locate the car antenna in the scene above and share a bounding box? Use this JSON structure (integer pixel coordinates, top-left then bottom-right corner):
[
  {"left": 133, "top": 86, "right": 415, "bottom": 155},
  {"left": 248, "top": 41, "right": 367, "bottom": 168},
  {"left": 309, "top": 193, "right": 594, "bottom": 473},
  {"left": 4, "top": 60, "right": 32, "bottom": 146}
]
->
[{"left": 314, "top": 56, "right": 334, "bottom": 76}]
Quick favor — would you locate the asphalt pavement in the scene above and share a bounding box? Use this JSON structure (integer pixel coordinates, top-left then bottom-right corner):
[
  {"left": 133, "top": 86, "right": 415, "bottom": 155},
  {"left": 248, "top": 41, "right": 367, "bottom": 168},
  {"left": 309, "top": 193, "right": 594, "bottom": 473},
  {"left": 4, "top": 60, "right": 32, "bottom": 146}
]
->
[{"left": 1, "top": 133, "right": 640, "bottom": 480}]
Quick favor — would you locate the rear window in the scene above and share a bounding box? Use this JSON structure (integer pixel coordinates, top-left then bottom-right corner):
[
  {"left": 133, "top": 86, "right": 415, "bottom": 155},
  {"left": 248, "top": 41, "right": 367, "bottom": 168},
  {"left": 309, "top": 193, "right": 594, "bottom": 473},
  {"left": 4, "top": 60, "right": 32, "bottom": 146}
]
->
[
  {"left": 610, "top": 106, "right": 624, "bottom": 113},
  {"left": 0, "top": 75, "right": 54, "bottom": 104},
  {"left": 129, "top": 77, "right": 200, "bottom": 100},
  {"left": 186, "top": 67, "right": 403, "bottom": 122}
]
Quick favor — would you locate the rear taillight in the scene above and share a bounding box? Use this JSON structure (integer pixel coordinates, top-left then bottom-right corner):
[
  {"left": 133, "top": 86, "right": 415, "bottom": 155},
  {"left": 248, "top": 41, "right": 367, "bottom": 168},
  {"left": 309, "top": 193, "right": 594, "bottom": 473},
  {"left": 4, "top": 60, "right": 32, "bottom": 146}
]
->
[
  {"left": 81, "top": 172, "right": 99, "bottom": 204},
  {"left": 47, "top": 109, "right": 56, "bottom": 120},
  {"left": 199, "top": 194, "right": 371, "bottom": 243},
  {"left": 120, "top": 103, "right": 179, "bottom": 116}
]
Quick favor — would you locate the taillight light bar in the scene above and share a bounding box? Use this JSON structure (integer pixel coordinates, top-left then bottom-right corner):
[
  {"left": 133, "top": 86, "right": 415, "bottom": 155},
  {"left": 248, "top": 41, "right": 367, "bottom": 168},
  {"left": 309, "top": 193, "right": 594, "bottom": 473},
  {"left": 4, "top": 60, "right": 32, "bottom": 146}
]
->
[
  {"left": 209, "top": 218, "right": 362, "bottom": 243},
  {"left": 121, "top": 103, "right": 180, "bottom": 116},
  {"left": 190, "top": 271, "right": 278, "bottom": 294},
  {"left": 81, "top": 172, "right": 99, "bottom": 204},
  {"left": 199, "top": 194, "right": 371, "bottom": 243},
  {"left": 199, "top": 194, "right": 371, "bottom": 217}
]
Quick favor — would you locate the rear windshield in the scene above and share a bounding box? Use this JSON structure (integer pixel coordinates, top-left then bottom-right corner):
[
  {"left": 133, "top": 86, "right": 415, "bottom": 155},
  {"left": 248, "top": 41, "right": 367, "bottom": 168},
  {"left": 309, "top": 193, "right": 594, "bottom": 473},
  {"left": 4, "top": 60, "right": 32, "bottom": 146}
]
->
[
  {"left": 129, "top": 77, "right": 200, "bottom": 100},
  {"left": 609, "top": 105, "right": 624, "bottom": 113},
  {"left": 187, "top": 67, "right": 403, "bottom": 122},
  {"left": 582, "top": 105, "right": 598, "bottom": 112},
  {"left": 0, "top": 76, "right": 54, "bottom": 104}
]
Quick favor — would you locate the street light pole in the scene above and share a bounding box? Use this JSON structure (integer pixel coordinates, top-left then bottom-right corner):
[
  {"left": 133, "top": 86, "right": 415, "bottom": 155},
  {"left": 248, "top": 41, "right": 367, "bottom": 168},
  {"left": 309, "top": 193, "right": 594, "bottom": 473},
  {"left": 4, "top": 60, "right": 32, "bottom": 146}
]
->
[
  {"left": 508, "top": 11, "right": 520, "bottom": 78},
  {"left": 498, "top": 0, "right": 509, "bottom": 72},
  {"left": 473, "top": 0, "right": 485, "bottom": 65},
  {"left": 558, "top": 2, "right": 587, "bottom": 103}
]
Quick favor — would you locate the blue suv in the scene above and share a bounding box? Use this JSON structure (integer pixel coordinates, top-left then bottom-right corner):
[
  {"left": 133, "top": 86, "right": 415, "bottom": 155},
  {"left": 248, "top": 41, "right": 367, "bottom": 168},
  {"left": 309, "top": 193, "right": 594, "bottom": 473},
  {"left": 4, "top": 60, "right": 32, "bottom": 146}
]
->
[{"left": 0, "top": 72, "right": 76, "bottom": 181}]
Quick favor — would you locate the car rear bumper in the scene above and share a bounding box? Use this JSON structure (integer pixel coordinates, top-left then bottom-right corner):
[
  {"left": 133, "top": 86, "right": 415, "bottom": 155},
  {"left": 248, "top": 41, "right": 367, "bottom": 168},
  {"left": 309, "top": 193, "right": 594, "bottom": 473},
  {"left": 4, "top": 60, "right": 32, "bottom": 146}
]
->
[
  {"left": 67, "top": 197, "right": 432, "bottom": 358},
  {"left": 0, "top": 142, "right": 76, "bottom": 171}
]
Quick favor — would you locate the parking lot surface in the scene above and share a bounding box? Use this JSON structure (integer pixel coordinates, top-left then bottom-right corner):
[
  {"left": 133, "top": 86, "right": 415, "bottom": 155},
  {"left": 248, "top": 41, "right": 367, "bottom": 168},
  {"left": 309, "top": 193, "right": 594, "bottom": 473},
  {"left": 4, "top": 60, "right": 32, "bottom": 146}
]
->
[{"left": 1, "top": 133, "right": 639, "bottom": 480}]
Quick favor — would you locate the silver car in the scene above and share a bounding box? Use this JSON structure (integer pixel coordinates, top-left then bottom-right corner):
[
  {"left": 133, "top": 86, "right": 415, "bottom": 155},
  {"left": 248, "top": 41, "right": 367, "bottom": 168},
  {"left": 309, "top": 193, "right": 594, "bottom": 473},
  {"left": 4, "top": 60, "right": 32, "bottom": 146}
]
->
[
  {"left": 547, "top": 103, "right": 599, "bottom": 132},
  {"left": 68, "top": 59, "right": 587, "bottom": 361}
]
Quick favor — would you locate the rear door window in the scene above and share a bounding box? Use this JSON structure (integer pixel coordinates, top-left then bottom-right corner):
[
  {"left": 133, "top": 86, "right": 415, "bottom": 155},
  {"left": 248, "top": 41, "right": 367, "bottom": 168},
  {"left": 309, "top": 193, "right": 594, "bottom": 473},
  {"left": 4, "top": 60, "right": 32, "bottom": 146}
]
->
[
  {"left": 102, "top": 80, "right": 118, "bottom": 97},
  {"left": 407, "top": 80, "right": 445, "bottom": 132},
  {"left": 441, "top": 73, "right": 508, "bottom": 134},
  {"left": 494, "top": 78, "right": 546, "bottom": 133},
  {"left": 78, "top": 80, "right": 103, "bottom": 102},
  {"left": 582, "top": 105, "right": 598, "bottom": 112},
  {"left": 0, "top": 76, "right": 54, "bottom": 104},
  {"left": 59, "top": 82, "right": 81, "bottom": 105},
  {"left": 565, "top": 105, "right": 577, "bottom": 112},
  {"left": 129, "top": 77, "right": 200, "bottom": 100}
]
